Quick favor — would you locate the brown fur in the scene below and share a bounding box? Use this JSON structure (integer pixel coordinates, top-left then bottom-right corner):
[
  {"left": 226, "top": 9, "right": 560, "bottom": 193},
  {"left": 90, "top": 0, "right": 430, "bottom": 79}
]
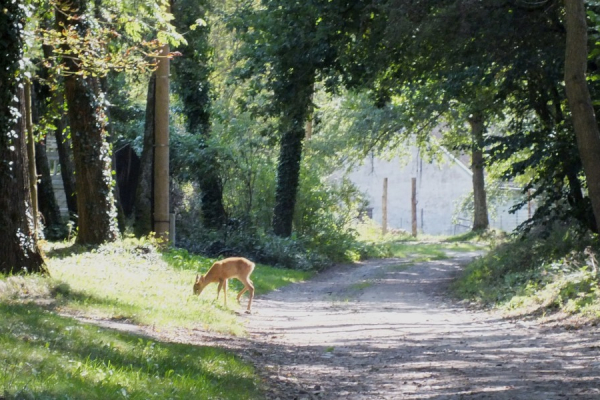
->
[{"left": 193, "top": 257, "right": 255, "bottom": 313}]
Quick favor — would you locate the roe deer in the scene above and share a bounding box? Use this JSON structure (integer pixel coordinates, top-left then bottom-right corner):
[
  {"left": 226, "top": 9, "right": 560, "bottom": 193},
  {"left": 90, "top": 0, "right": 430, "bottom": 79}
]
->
[{"left": 193, "top": 257, "right": 255, "bottom": 313}]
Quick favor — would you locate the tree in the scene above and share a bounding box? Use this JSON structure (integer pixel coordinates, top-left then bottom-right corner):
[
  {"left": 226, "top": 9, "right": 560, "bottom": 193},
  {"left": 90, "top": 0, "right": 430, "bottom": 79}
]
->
[
  {"left": 134, "top": 73, "right": 156, "bottom": 237},
  {"left": 231, "top": 0, "right": 372, "bottom": 237},
  {"left": 154, "top": 7, "right": 171, "bottom": 241},
  {"left": 172, "top": 0, "right": 227, "bottom": 230},
  {"left": 55, "top": 0, "right": 119, "bottom": 244},
  {"left": 468, "top": 112, "right": 490, "bottom": 231},
  {"left": 564, "top": 0, "right": 600, "bottom": 233},
  {"left": 0, "top": 2, "right": 47, "bottom": 274},
  {"left": 323, "top": 0, "right": 592, "bottom": 233}
]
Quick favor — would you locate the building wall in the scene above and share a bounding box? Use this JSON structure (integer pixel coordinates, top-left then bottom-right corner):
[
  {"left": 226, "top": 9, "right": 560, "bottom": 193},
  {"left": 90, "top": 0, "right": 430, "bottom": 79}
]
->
[{"left": 346, "top": 147, "right": 530, "bottom": 235}]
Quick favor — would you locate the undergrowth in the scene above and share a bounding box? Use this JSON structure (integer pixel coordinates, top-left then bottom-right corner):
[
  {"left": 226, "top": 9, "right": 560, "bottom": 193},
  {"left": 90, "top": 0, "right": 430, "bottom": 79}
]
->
[{"left": 453, "top": 226, "right": 600, "bottom": 320}]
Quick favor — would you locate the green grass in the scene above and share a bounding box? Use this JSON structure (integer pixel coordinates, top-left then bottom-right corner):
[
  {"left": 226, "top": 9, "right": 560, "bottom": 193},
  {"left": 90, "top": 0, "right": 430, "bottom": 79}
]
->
[
  {"left": 163, "top": 247, "right": 313, "bottom": 297},
  {"left": 0, "top": 237, "right": 316, "bottom": 399},
  {"left": 452, "top": 227, "right": 600, "bottom": 321},
  {"left": 353, "top": 220, "right": 486, "bottom": 260},
  {"left": 38, "top": 240, "right": 313, "bottom": 336},
  {"left": 385, "top": 241, "right": 482, "bottom": 262},
  {"left": 0, "top": 302, "right": 259, "bottom": 399}
]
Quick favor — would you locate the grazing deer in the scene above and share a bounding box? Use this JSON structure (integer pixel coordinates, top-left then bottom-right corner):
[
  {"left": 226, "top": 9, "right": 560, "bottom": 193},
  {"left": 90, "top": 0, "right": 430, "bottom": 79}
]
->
[{"left": 193, "top": 257, "right": 255, "bottom": 313}]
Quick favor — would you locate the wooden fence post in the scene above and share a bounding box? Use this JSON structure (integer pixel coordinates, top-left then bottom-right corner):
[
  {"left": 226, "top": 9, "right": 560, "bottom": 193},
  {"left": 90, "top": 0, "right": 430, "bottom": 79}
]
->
[
  {"left": 411, "top": 177, "right": 417, "bottom": 237},
  {"left": 382, "top": 177, "right": 388, "bottom": 235}
]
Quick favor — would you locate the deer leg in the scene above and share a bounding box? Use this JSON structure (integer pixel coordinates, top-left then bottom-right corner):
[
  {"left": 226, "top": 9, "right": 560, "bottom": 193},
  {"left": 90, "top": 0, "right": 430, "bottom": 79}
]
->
[
  {"left": 237, "top": 287, "right": 248, "bottom": 304},
  {"left": 245, "top": 279, "right": 255, "bottom": 314},
  {"left": 223, "top": 279, "right": 228, "bottom": 307},
  {"left": 216, "top": 280, "right": 223, "bottom": 301}
]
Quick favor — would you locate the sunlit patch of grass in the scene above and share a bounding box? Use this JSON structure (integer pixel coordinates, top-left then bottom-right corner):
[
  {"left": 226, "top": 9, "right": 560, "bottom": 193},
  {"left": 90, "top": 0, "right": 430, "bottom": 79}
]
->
[
  {"left": 387, "top": 243, "right": 450, "bottom": 261},
  {"left": 354, "top": 219, "right": 486, "bottom": 260},
  {"left": 0, "top": 302, "right": 260, "bottom": 399},
  {"left": 38, "top": 239, "right": 312, "bottom": 336}
]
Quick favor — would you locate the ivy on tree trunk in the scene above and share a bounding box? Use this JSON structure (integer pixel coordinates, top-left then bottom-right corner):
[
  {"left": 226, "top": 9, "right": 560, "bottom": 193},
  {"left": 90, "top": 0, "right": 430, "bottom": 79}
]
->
[
  {"left": 134, "top": 73, "right": 156, "bottom": 237},
  {"left": 57, "top": 0, "right": 118, "bottom": 245},
  {"left": 0, "top": 1, "right": 46, "bottom": 273},
  {"left": 172, "top": 0, "right": 227, "bottom": 230}
]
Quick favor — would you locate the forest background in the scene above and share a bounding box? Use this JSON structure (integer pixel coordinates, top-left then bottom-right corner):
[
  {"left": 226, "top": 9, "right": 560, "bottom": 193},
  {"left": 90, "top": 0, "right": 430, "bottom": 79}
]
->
[
  {"left": 5, "top": 0, "right": 600, "bottom": 397},
  {"left": 2, "top": 0, "right": 600, "bottom": 328}
]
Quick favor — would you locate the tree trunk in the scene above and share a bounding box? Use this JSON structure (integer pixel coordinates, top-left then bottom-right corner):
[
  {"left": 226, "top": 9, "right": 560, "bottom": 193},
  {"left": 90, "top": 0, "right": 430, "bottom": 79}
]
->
[
  {"left": 36, "top": 139, "right": 63, "bottom": 232},
  {"left": 172, "top": 1, "right": 227, "bottom": 230},
  {"left": 272, "top": 113, "right": 307, "bottom": 237},
  {"left": 41, "top": 39, "right": 77, "bottom": 219},
  {"left": 0, "top": 4, "right": 46, "bottom": 273},
  {"left": 272, "top": 70, "right": 315, "bottom": 237},
  {"left": 57, "top": 0, "right": 118, "bottom": 245},
  {"left": 134, "top": 73, "right": 156, "bottom": 237},
  {"left": 564, "top": 0, "right": 600, "bottom": 232},
  {"left": 25, "top": 82, "right": 39, "bottom": 237},
  {"left": 468, "top": 113, "right": 490, "bottom": 231}
]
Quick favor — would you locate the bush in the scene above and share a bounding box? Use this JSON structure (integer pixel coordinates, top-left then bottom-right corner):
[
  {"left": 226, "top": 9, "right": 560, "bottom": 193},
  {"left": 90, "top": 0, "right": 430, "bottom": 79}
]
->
[{"left": 454, "top": 223, "right": 600, "bottom": 319}]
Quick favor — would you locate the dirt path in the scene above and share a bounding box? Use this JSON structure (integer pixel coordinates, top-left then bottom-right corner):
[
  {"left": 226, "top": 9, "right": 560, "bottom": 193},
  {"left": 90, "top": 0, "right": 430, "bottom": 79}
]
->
[
  {"left": 85, "top": 252, "right": 600, "bottom": 399},
  {"left": 233, "top": 252, "right": 600, "bottom": 399}
]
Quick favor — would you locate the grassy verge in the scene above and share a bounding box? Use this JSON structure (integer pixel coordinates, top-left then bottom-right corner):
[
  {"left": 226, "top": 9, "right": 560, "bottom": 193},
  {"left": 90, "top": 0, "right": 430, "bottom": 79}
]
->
[
  {"left": 453, "top": 227, "right": 600, "bottom": 321},
  {"left": 0, "top": 237, "right": 315, "bottom": 399},
  {"left": 0, "top": 302, "right": 259, "bottom": 399},
  {"left": 40, "top": 239, "right": 312, "bottom": 335}
]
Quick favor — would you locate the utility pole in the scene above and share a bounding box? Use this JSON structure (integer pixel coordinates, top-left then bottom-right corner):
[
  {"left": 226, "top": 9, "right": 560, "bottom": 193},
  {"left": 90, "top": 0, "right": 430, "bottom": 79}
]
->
[{"left": 154, "top": 5, "right": 170, "bottom": 241}]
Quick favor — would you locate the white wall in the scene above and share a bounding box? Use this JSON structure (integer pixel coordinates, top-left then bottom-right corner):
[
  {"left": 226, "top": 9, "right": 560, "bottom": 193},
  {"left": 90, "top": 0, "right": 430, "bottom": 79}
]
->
[{"left": 346, "top": 147, "right": 530, "bottom": 235}]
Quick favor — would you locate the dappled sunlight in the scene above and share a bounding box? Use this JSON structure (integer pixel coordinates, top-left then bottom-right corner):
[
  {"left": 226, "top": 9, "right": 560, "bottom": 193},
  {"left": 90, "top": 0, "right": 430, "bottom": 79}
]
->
[{"left": 244, "top": 256, "right": 600, "bottom": 399}]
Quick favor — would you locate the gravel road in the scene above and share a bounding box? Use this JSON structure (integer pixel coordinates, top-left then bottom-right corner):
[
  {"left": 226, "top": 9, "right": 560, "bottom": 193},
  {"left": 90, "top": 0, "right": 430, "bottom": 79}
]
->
[{"left": 237, "top": 252, "right": 600, "bottom": 399}]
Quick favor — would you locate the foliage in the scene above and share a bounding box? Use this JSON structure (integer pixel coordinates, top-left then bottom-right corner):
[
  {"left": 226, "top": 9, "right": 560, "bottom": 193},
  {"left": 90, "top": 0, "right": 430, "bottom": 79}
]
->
[
  {"left": 454, "top": 225, "right": 600, "bottom": 320},
  {"left": 38, "top": 0, "right": 184, "bottom": 79},
  {"left": 175, "top": 223, "right": 330, "bottom": 271}
]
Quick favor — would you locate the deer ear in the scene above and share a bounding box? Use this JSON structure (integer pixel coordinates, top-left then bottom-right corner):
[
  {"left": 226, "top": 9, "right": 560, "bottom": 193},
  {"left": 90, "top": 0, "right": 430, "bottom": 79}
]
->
[{"left": 195, "top": 274, "right": 199, "bottom": 281}]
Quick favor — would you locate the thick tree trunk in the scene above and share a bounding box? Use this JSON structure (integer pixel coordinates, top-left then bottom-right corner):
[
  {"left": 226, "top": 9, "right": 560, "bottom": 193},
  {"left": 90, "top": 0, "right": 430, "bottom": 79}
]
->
[
  {"left": 564, "top": 0, "right": 600, "bottom": 232},
  {"left": 63, "top": 76, "right": 119, "bottom": 244},
  {"left": 0, "top": 5, "right": 47, "bottom": 273},
  {"left": 272, "top": 114, "right": 307, "bottom": 237},
  {"left": 134, "top": 73, "right": 156, "bottom": 237},
  {"left": 57, "top": 0, "right": 118, "bottom": 245},
  {"left": 272, "top": 69, "right": 315, "bottom": 237},
  {"left": 468, "top": 113, "right": 490, "bottom": 231}
]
